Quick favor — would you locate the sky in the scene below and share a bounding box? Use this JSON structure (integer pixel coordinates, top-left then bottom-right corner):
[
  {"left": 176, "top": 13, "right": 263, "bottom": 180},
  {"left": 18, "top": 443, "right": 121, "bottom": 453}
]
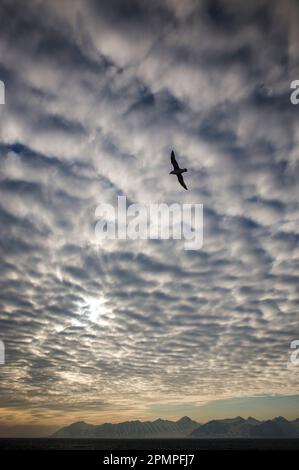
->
[{"left": 0, "top": 0, "right": 299, "bottom": 437}]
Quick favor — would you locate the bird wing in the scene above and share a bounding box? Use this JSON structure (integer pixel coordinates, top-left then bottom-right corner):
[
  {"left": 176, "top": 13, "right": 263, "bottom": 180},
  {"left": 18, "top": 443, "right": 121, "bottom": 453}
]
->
[
  {"left": 177, "top": 174, "right": 188, "bottom": 190},
  {"left": 171, "top": 150, "right": 179, "bottom": 170}
]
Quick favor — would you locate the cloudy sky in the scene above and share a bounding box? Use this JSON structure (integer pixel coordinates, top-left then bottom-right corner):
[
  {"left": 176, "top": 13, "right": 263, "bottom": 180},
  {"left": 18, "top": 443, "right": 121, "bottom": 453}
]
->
[{"left": 0, "top": 0, "right": 299, "bottom": 436}]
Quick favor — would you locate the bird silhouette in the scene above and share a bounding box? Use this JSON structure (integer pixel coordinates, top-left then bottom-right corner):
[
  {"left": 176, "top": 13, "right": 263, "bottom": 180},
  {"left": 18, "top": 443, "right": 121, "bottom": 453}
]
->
[{"left": 169, "top": 150, "right": 188, "bottom": 190}]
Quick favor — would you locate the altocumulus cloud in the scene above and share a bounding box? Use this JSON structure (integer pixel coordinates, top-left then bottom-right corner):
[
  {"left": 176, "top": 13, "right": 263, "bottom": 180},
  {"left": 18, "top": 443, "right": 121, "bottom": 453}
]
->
[{"left": 0, "top": 0, "right": 299, "bottom": 427}]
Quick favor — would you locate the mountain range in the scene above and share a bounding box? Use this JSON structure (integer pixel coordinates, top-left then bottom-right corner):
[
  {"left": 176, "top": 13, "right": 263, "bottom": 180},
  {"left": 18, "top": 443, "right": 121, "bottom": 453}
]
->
[{"left": 52, "top": 416, "right": 299, "bottom": 438}]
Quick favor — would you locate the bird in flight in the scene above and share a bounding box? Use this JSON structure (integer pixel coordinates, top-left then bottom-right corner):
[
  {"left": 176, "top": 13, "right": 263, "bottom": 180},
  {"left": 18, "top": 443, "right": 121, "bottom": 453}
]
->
[{"left": 169, "top": 150, "right": 188, "bottom": 190}]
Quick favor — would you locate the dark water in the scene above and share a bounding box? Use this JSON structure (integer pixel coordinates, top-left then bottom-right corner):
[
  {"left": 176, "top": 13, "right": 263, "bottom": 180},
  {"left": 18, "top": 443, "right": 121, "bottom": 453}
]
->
[{"left": 0, "top": 438, "right": 299, "bottom": 450}]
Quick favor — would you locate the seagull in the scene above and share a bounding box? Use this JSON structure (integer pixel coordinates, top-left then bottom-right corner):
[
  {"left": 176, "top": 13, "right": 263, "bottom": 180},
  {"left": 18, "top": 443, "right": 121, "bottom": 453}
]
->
[{"left": 169, "top": 150, "right": 188, "bottom": 190}]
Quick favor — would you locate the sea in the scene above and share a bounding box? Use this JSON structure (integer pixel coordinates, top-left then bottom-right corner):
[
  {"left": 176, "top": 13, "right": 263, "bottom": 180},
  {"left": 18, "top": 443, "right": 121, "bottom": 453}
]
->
[{"left": 0, "top": 438, "right": 299, "bottom": 450}]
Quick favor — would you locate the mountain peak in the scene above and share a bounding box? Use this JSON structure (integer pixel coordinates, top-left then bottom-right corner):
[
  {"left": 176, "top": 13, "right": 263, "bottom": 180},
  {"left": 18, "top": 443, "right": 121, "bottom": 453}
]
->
[
  {"left": 70, "top": 421, "right": 89, "bottom": 427},
  {"left": 177, "top": 416, "right": 193, "bottom": 423},
  {"left": 247, "top": 416, "right": 260, "bottom": 424},
  {"left": 273, "top": 416, "right": 289, "bottom": 423}
]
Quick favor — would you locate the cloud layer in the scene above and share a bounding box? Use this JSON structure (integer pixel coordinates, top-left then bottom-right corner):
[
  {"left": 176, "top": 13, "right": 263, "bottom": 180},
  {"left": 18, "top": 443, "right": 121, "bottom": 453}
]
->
[{"left": 0, "top": 0, "right": 299, "bottom": 427}]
